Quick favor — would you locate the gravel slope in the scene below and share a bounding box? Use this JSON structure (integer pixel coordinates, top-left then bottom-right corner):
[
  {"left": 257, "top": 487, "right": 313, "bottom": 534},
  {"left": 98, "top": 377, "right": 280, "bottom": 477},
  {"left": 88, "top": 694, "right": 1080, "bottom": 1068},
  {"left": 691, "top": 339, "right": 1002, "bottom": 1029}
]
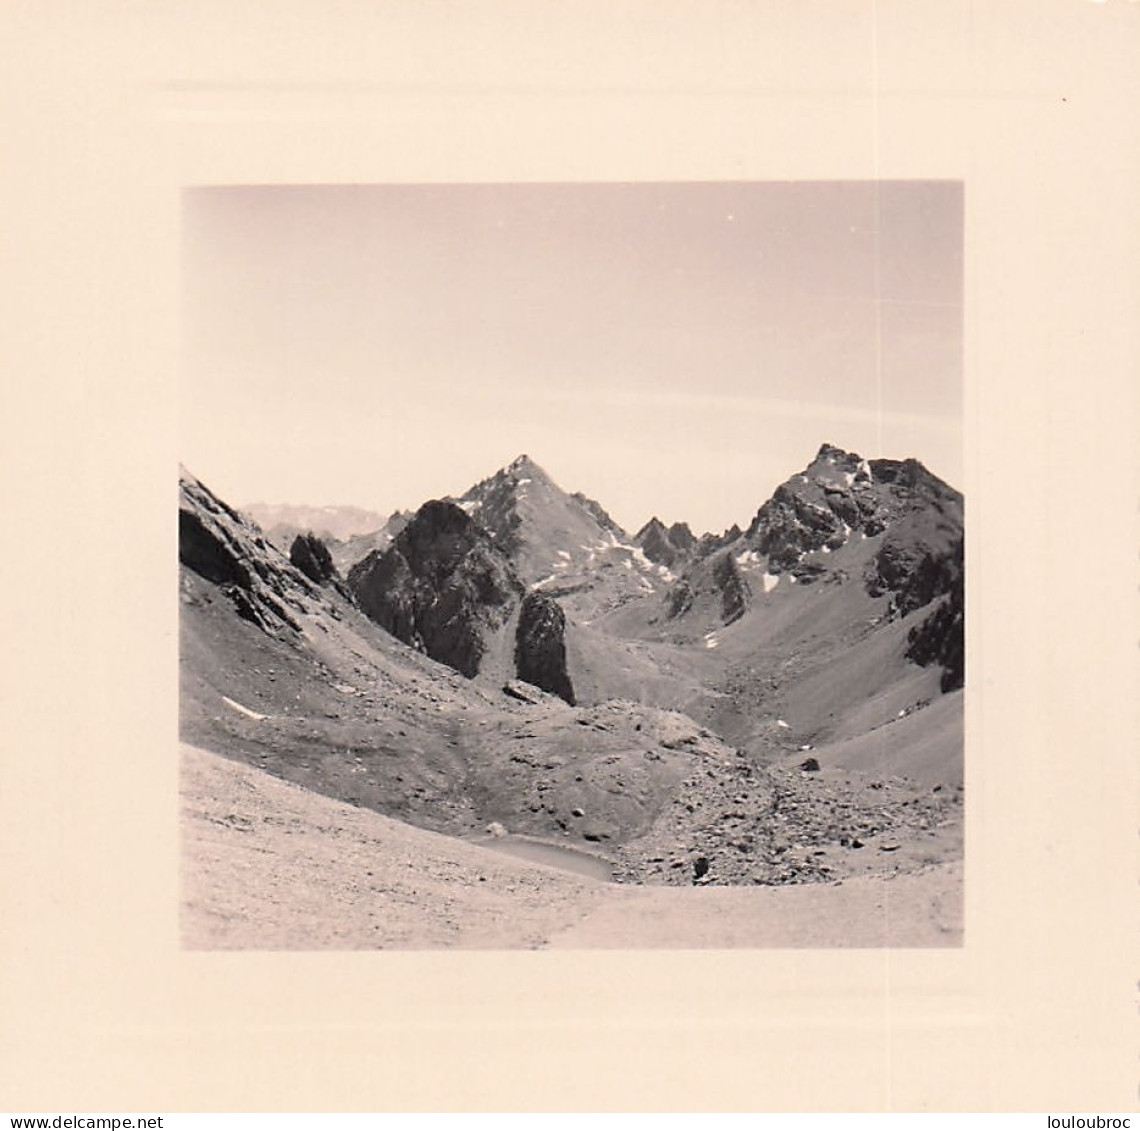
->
[{"left": 182, "top": 745, "right": 961, "bottom": 950}]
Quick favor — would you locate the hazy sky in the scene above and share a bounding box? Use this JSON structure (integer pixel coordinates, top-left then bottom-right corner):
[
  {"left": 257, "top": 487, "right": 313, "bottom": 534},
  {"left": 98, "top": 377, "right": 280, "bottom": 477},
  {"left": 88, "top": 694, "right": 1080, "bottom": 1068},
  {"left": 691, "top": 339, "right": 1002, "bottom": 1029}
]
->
[{"left": 181, "top": 181, "right": 962, "bottom": 534}]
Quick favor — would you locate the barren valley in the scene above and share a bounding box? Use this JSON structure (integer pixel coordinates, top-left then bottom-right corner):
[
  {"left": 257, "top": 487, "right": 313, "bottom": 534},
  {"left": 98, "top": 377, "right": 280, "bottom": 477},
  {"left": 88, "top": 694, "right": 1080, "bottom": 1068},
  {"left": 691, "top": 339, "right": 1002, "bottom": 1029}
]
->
[{"left": 180, "top": 445, "right": 964, "bottom": 948}]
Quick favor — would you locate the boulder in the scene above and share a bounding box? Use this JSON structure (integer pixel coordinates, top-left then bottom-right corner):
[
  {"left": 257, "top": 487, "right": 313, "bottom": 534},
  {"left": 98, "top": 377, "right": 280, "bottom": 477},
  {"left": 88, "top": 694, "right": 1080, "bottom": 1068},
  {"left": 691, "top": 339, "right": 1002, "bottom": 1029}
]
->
[
  {"left": 514, "top": 590, "right": 575, "bottom": 705},
  {"left": 289, "top": 532, "right": 337, "bottom": 584}
]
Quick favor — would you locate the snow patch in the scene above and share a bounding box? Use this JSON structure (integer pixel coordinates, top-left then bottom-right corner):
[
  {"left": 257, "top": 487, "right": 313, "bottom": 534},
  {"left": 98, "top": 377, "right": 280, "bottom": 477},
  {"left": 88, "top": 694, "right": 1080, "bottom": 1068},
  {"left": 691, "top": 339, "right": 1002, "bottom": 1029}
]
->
[
  {"left": 222, "top": 696, "right": 267, "bottom": 721},
  {"left": 735, "top": 549, "right": 763, "bottom": 569},
  {"left": 843, "top": 471, "right": 855, "bottom": 487},
  {"left": 762, "top": 573, "right": 779, "bottom": 593},
  {"left": 532, "top": 574, "right": 557, "bottom": 588},
  {"left": 556, "top": 550, "right": 571, "bottom": 560},
  {"left": 776, "top": 719, "right": 790, "bottom": 729}
]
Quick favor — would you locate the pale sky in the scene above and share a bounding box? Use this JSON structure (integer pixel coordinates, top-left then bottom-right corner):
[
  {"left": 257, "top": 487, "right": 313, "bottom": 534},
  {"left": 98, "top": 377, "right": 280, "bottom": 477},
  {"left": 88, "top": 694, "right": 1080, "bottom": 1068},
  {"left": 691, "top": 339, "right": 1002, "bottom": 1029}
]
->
[{"left": 181, "top": 181, "right": 962, "bottom": 535}]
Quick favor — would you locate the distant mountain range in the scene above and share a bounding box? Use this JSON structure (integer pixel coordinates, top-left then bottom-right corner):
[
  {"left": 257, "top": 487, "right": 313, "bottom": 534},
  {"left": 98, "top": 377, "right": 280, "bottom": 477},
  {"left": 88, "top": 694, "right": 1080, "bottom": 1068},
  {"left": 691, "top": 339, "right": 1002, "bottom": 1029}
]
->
[{"left": 242, "top": 501, "right": 392, "bottom": 545}]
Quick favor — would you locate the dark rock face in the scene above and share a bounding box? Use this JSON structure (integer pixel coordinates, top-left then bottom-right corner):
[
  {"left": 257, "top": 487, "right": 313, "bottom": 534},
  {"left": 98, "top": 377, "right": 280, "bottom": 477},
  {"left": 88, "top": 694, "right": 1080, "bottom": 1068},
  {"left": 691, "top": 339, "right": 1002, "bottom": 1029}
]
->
[
  {"left": 751, "top": 484, "right": 847, "bottom": 573},
  {"left": 695, "top": 524, "right": 742, "bottom": 560},
  {"left": 711, "top": 552, "right": 750, "bottom": 624},
  {"left": 906, "top": 538, "right": 965, "bottom": 691},
  {"left": 179, "top": 471, "right": 313, "bottom": 634},
  {"left": 868, "top": 533, "right": 958, "bottom": 615},
  {"left": 664, "top": 549, "right": 751, "bottom": 624},
  {"left": 289, "top": 532, "right": 337, "bottom": 584},
  {"left": 635, "top": 517, "right": 699, "bottom": 569},
  {"left": 668, "top": 522, "right": 696, "bottom": 552},
  {"left": 514, "top": 591, "right": 575, "bottom": 705},
  {"left": 179, "top": 510, "right": 252, "bottom": 590},
  {"left": 348, "top": 548, "right": 421, "bottom": 644},
  {"left": 666, "top": 578, "right": 694, "bottom": 619},
  {"left": 347, "top": 500, "right": 523, "bottom": 678}
]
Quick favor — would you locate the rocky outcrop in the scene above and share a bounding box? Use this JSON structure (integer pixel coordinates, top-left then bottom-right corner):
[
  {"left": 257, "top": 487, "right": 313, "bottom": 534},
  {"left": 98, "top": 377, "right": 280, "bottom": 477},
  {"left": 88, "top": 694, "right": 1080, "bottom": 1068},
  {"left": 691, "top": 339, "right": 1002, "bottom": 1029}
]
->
[
  {"left": 664, "top": 548, "right": 752, "bottom": 625},
  {"left": 242, "top": 502, "right": 387, "bottom": 544},
  {"left": 454, "top": 454, "right": 546, "bottom": 557},
  {"left": 635, "top": 517, "right": 698, "bottom": 569},
  {"left": 289, "top": 532, "right": 337, "bottom": 584},
  {"left": 616, "top": 757, "right": 962, "bottom": 887},
  {"left": 347, "top": 499, "right": 523, "bottom": 678},
  {"left": 514, "top": 591, "right": 575, "bottom": 704},
  {"left": 711, "top": 552, "right": 750, "bottom": 624},
  {"left": 695, "top": 524, "right": 742, "bottom": 560},
  {"left": 750, "top": 485, "right": 848, "bottom": 572},
  {"left": 742, "top": 443, "right": 962, "bottom": 581},
  {"left": 179, "top": 470, "right": 316, "bottom": 634}
]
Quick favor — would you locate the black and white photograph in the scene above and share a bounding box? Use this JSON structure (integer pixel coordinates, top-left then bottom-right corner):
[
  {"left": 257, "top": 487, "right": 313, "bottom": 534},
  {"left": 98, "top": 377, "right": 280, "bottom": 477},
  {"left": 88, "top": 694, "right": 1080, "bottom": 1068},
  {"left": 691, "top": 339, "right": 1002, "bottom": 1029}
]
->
[{"left": 179, "top": 180, "right": 965, "bottom": 949}]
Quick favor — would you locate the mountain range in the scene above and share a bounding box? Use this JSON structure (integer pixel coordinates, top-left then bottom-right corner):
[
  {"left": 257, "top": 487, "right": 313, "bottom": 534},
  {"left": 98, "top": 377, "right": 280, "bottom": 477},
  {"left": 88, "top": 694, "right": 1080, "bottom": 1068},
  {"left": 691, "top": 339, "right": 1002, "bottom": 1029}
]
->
[{"left": 179, "top": 444, "right": 964, "bottom": 947}]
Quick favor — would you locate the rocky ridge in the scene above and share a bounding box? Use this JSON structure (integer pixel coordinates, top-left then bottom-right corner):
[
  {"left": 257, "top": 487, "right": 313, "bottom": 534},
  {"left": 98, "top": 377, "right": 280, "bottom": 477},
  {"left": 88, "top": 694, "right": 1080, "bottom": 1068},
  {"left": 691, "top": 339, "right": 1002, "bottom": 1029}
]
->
[
  {"left": 655, "top": 444, "right": 964, "bottom": 691},
  {"left": 346, "top": 500, "right": 523, "bottom": 678},
  {"left": 179, "top": 470, "right": 330, "bottom": 635}
]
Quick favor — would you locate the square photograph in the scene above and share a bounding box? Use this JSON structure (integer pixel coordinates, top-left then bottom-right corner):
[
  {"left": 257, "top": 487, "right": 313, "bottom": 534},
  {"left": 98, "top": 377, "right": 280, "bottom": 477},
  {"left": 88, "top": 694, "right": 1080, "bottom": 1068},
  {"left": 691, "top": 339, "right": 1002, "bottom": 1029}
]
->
[{"left": 178, "top": 180, "right": 964, "bottom": 949}]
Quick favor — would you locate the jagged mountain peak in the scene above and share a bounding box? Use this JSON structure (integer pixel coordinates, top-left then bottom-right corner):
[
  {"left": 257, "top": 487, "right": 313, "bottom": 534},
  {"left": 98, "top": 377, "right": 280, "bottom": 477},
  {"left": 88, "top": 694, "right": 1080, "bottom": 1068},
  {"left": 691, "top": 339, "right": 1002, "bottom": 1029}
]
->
[
  {"left": 813, "top": 441, "right": 859, "bottom": 463},
  {"left": 635, "top": 515, "right": 698, "bottom": 570},
  {"left": 346, "top": 497, "right": 523, "bottom": 678},
  {"left": 496, "top": 452, "right": 556, "bottom": 486},
  {"left": 635, "top": 516, "right": 667, "bottom": 540}
]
